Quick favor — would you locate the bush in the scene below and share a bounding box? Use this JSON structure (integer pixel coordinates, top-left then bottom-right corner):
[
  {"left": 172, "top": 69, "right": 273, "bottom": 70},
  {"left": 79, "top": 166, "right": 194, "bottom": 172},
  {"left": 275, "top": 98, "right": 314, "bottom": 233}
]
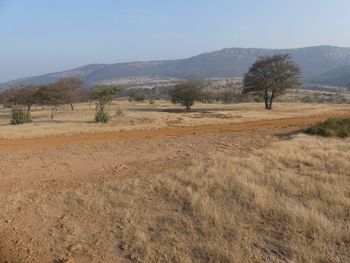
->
[
  {"left": 148, "top": 98, "right": 155, "bottom": 104},
  {"left": 305, "top": 117, "right": 350, "bottom": 137},
  {"left": 254, "top": 96, "right": 264, "bottom": 103},
  {"left": 129, "top": 90, "right": 149, "bottom": 102},
  {"left": 222, "top": 91, "right": 235, "bottom": 103},
  {"left": 170, "top": 76, "right": 206, "bottom": 111},
  {"left": 10, "top": 108, "right": 32, "bottom": 125},
  {"left": 95, "top": 109, "right": 110, "bottom": 123}
]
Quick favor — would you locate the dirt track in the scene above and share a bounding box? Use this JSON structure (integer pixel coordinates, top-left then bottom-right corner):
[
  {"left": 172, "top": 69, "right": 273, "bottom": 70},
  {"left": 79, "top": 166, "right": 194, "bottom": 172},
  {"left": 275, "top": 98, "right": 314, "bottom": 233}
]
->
[
  {"left": 0, "top": 112, "right": 348, "bottom": 151},
  {"left": 0, "top": 111, "right": 348, "bottom": 197}
]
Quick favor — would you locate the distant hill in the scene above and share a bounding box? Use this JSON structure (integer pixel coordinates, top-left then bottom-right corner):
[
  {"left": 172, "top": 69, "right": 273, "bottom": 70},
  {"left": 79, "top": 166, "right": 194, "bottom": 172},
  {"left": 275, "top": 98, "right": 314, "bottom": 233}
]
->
[
  {"left": 307, "top": 65, "right": 350, "bottom": 87},
  {"left": 2, "top": 45, "right": 350, "bottom": 89}
]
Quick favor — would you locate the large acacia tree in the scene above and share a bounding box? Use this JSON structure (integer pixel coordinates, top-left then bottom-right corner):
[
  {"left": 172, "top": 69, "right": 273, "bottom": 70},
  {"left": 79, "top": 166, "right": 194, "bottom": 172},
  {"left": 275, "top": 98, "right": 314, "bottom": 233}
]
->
[
  {"left": 55, "top": 77, "right": 85, "bottom": 110},
  {"left": 242, "top": 54, "right": 300, "bottom": 110},
  {"left": 0, "top": 85, "right": 37, "bottom": 110},
  {"left": 12, "top": 85, "right": 39, "bottom": 113},
  {"left": 36, "top": 83, "right": 71, "bottom": 119}
]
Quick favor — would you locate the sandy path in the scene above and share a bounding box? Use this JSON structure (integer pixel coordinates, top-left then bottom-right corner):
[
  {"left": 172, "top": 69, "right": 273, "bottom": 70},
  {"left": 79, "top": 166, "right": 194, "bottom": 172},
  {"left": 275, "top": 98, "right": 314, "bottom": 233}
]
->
[{"left": 0, "top": 111, "right": 348, "bottom": 151}]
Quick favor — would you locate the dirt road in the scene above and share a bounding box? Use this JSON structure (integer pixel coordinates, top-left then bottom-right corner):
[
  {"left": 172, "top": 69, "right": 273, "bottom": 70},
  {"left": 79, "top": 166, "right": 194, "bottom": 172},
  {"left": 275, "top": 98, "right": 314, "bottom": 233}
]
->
[
  {"left": 0, "top": 112, "right": 348, "bottom": 151},
  {"left": 0, "top": 112, "right": 348, "bottom": 196}
]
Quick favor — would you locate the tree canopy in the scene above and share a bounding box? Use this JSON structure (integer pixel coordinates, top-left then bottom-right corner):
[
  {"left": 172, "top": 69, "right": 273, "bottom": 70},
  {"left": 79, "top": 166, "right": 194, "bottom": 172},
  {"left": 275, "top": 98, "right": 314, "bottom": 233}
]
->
[
  {"left": 92, "top": 85, "right": 124, "bottom": 108},
  {"left": 242, "top": 54, "right": 300, "bottom": 109},
  {"left": 170, "top": 76, "right": 208, "bottom": 111},
  {"left": 55, "top": 77, "right": 85, "bottom": 109}
]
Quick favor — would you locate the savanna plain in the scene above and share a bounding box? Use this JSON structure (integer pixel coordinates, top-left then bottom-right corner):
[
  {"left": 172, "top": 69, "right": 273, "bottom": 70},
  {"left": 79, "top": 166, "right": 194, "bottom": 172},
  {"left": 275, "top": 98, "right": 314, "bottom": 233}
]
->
[{"left": 0, "top": 101, "right": 349, "bottom": 263}]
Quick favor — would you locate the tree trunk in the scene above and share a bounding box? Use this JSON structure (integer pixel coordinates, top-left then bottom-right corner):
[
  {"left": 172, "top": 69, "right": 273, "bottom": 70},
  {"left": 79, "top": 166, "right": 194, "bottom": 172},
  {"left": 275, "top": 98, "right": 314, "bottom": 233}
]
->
[
  {"left": 264, "top": 96, "right": 269, "bottom": 109},
  {"left": 268, "top": 91, "right": 275, "bottom": 110},
  {"left": 27, "top": 104, "right": 32, "bottom": 113},
  {"left": 70, "top": 103, "right": 74, "bottom": 110},
  {"left": 186, "top": 105, "right": 191, "bottom": 111},
  {"left": 264, "top": 91, "right": 269, "bottom": 109},
  {"left": 51, "top": 106, "right": 57, "bottom": 120}
]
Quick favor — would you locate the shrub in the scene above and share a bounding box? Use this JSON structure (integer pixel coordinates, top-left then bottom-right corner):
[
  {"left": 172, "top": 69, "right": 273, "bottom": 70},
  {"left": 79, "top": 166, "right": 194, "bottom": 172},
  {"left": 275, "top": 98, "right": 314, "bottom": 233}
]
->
[
  {"left": 10, "top": 108, "right": 32, "bottom": 125},
  {"left": 254, "top": 96, "right": 264, "bottom": 103},
  {"left": 95, "top": 109, "right": 110, "bottom": 123},
  {"left": 222, "top": 91, "right": 235, "bottom": 104},
  {"left": 92, "top": 85, "right": 124, "bottom": 123},
  {"left": 301, "top": 96, "right": 313, "bottom": 103},
  {"left": 148, "top": 98, "right": 155, "bottom": 104},
  {"left": 170, "top": 76, "right": 207, "bottom": 111},
  {"left": 129, "top": 90, "right": 149, "bottom": 102},
  {"left": 305, "top": 117, "right": 350, "bottom": 137}
]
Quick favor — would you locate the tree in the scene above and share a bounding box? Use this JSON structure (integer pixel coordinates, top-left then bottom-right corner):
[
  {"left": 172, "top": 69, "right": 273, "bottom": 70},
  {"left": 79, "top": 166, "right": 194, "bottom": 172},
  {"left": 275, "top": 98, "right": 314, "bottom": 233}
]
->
[
  {"left": 55, "top": 77, "right": 84, "bottom": 110},
  {"left": 200, "top": 89, "right": 214, "bottom": 103},
  {"left": 0, "top": 85, "right": 39, "bottom": 124},
  {"left": 0, "top": 88, "right": 26, "bottom": 107},
  {"left": 129, "top": 89, "right": 149, "bottom": 102},
  {"left": 170, "top": 76, "right": 207, "bottom": 111},
  {"left": 36, "top": 83, "right": 70, "bottom": 119},
  {"left": 92, "top": 85, "right": 124, "bottom": 123},
  {"left": 14, "top": 85, "right": 39, "bottom": 113},
  {"left": 242, "top": 54, "right": 300, "bottom": 110}
]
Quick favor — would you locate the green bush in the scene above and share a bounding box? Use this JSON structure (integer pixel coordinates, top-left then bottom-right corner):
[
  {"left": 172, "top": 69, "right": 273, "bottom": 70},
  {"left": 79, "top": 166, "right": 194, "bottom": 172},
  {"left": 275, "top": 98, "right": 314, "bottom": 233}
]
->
[
  {"left": 10, "top": 108, "right": 32, "bottom": 125},
  {"left": 305, "top": 117, "right": 350, "bottom": 138},
  {"left": 129, "top": 90, "right": 149, "bottom": 102},
  {"left": 95, "top": 109, "right": 110, "bottom": 123}
]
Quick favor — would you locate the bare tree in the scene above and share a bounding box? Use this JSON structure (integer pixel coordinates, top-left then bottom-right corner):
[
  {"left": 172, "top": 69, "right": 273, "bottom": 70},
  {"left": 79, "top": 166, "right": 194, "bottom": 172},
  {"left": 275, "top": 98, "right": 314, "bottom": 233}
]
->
[{"left": 242, "top": 54, "right": 300, "bottom": 110}]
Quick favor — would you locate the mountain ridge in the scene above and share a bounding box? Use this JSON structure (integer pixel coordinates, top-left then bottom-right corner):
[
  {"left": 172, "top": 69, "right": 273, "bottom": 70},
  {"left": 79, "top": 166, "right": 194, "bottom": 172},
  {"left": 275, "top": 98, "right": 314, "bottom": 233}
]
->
[
  {"left": 308, "top": 64, "right": 350, "bottom": 87},
  {"left": 2, "top": 45, "right": 350, "bottom": 89}
]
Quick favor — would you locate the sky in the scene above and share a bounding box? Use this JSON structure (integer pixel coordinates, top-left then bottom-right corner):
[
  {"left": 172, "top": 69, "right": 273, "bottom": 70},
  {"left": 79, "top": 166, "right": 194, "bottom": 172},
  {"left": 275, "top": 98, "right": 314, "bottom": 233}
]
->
[{"left": 0, "top": 0, "right": 350, "bottom": 82}]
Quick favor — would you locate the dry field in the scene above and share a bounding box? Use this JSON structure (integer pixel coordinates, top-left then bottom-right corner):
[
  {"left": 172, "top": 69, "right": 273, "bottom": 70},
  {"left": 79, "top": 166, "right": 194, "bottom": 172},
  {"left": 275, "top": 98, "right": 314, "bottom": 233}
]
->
[
  {"left": 0, "top": 131, "right": 349, "bottom": 263},
  {"left": 0, "top": 101, "right": 349, "bottom": 263},
  {"left": 0, "top": 100, "right": 350, "bottom": 139}
]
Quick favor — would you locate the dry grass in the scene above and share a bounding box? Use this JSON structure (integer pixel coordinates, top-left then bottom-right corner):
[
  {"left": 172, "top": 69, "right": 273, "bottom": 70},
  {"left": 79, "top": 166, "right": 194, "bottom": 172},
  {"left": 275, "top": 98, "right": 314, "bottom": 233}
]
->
[
  {"left": 1, "top": 134, "right": 349, "bottom": 262},
  {"left": 0, "top": 100, "right": 349, "bottom": 139}
]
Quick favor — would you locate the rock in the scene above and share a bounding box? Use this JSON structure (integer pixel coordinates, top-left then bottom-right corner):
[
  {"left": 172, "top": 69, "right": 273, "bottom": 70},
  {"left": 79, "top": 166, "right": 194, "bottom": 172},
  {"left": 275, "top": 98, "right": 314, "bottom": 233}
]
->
[
  {"left": 69, "top": 244, "right": 82, "bottom": 252},
  {"left": 112, "top": 164, "right": 128, "bottom": 174}
]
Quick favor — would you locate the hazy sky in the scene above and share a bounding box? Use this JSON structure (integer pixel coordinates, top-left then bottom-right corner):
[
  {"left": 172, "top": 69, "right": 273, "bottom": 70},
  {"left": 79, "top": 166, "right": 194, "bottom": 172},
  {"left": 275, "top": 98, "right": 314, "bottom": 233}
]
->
[{"left": 1, "top": 0, "right": 350, "bottom": 82}]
